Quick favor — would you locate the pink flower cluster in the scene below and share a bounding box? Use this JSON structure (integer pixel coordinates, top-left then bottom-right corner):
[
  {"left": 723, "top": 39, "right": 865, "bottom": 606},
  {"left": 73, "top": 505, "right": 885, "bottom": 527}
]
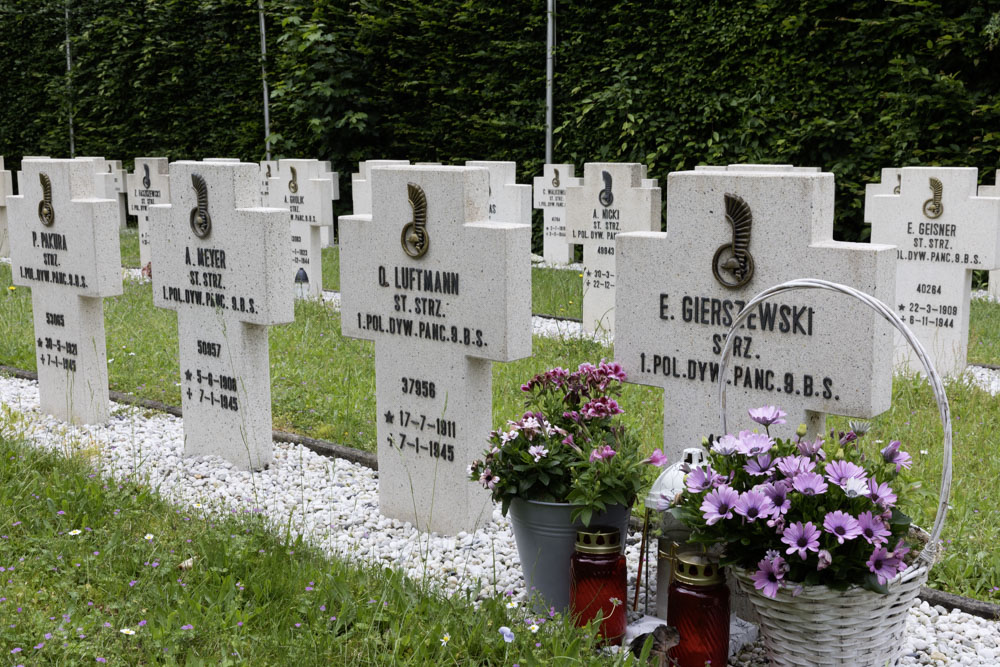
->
[{"left": 520, "top": 360, "right": 627, "bottom": 396}]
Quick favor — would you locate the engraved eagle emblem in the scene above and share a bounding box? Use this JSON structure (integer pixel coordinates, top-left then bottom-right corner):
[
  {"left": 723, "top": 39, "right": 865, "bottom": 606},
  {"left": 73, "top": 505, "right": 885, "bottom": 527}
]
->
[
  {"left": 189, "top": 173, "right": 212, "bottom": 239},
  {"left": 893, "top": 173, "right": 900, "bottom": 195},
  {"left": 598, "top": 170, "right": 614, "bottom": 207},
  {"left": 288, "top": 166, "right": 298, "bottom": 194},
  {"left": 712, "top": 193, "right": 755, "bottom": 288},
  {"left": 142, "top": 163, "right": 151, "bottom": 189},
  {"left": 38, "top": 172, "right": 55, "bottom": 226},
  {"left": 552, "top": 168, "right": 560, "bottom": 188},
  {"left": 400, "top": 182, "right": 429, "bottom": 258},
  {"left": 923, "top": 177, "right": 943, "bottom": 219}
]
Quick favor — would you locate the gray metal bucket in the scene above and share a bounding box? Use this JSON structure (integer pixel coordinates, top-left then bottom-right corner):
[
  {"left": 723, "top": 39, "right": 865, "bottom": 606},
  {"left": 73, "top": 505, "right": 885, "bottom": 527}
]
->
[{"left": 508, "top": 498, "right": 630, "bottom": 611}]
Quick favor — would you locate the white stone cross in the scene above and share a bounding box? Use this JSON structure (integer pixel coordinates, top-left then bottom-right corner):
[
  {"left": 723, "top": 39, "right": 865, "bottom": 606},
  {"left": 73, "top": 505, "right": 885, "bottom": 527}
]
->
[
  {"left": 76, "top": 157, "right": 127, "bottom": 229},
  {"left": 616, "top": 164, "right": 896, "bottom": 461},
  {"left": 149, "top": 160, "right": 294, "bottom": 470},
  {"left": 0, "top": 157, "right": 12, "bottom": 257},
  {"left": 316, "top": 160, "right": 340, "bottom": 248},
  {"left": 533, "top": 163, "right": 580, "bottom": 264},
  {"left": 340, "top": 165, "right": 532, "bottom": 534},
  {"left": 866, "top": 167, "right": 1000, "bottom": 377},
  {"left": 565, "top": 162, "right": 661, "bottom": 338},
  {"left": 351, "top": 160, "right": 410, "bottom": 216},
  {"left": 260, "top": 160, "right": 278, "bottom": 203},
  {"left": 126, "top": 157, "right": 170, "bottom": 270},
  {"left": 6, "top": 158, "right": 123, "bottom": 424},
  {"left": 267, "top": 158, "right": 335, "bottom": 298},
  {"left": 977, "top": 176, "right": 1000, "bottom": 300},
  {"left": 464, "top": 161, "right": 532, "bottom": 227}
]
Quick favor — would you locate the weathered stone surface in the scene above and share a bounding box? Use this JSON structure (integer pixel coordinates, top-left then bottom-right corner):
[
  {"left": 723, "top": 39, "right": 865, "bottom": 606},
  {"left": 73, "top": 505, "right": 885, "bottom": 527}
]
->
[{"left": 340, "top": 165, "right": 532, "bottom": 534}]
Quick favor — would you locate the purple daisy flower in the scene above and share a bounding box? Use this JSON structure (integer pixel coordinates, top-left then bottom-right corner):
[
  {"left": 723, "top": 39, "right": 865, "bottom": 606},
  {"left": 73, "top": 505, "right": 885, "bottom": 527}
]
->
[
  {"left": 857, "top": 511, "right": 891, "bottom": 545},
  {"left": 761, "top": 482, "right": 791, "bottom": 515},
  {"left": 824, "top": 459, "right": 867, "bottom": 487},
  {"left": 737, "top": 431, "right": 774, "bottom": 457},
  {"left": 750, "top": 557, "right": 785, "bottom": 597},
  {"left": 881, "top": 440, "right": 913, "bottom": 473},
  {"left": 748, "top": 406, "right": 787, "bottom": 427},
  {"left": 792, "top": 472, "right": 828, "bottom": 496},
  {"left": 782, "top": 521, "right": 821, "bottom": 560},
  {"left": 733, "top": 490, "right": 776, "bottom": 522},
  {"left": 867, "top": 479, "right": 897, "bottom": 508},
  {"left": 711, "top": 434, "right": 740, "bottom": 456},
  {"left": 796, "top": 437, "right": 826, "bottom": 460},
  {"left": 775, "top": 455, "right": 815, "bottom": 479},
  {"left": 823, "top": 510, "right": 862, "bottom": 544},
  {"left": 891, "top": 538, "right": 911, "bottom": 562},
  {"left": 685, "top": 466, "right": 721, "bottom": 493},
  {"left": 866, "top": 546, "right": 901, "bottom": 585},
  {"left": 699, "top": 485, "right": 740, "bottom": 526},
  {"left": 743, "top": 454, "right": 776, "bottom": 477}
]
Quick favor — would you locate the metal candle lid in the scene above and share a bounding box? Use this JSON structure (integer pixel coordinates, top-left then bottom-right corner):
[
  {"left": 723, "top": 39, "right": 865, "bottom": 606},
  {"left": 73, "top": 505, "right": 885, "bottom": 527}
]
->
[
  {"left": 672, "top": 550, "right": 723, "bottom": 585},
  {"left": 575, "top": 526, "right": 621, "bottom": 554}
]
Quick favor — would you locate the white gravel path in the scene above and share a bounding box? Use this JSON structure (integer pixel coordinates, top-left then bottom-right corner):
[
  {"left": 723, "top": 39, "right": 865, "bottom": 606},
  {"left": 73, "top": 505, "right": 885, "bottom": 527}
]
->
[{"left": 1, "top": 374, "right": 998, "bottom": 665}]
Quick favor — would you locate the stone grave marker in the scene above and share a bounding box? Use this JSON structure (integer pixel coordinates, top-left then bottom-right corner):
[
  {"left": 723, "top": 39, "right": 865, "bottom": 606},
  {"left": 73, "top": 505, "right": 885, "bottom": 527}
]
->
[
  {"left": 77, "top": 157, "right": 127, "bottom": 229},
  {"left": 339, "top": 165, "right": 532, "bottom": 534},
  {"left": 533, "top": 163, "right": 579, "bottom": 264},
  {"left": 616, "top": 164, "right": 896, "bottom": 461},
  {"left": 866, "top": 167, "right": 1000, "bottom": 377},
  {"left": 6, "top": 158, "right": 122, "bottom": 423},
  {"left": 268, "top": 158, "right": 334, "bottom": 298},
  {"left": 317, "top": 161, "right": 339, "bottom": 248},
  {"left": 0, "top": 157, "right": 12, "bottom": 257},
  {"left": 260, "top": 160, "right": 278, "bottom": 203},
  {"left": 351, "top": 160, "right": 409, "bottom": 216},
  {"left": 149, "top": 160, "right": 294, "bottom": 470},
  {"left": 464, "top": 161, "right": 532, "bottom": 226},
  {"left": 978, "top": 176, "right": 1000, "bottom": 300},
  {"left": 565, "top": 162, "right": 660, "bottom": 337},
  {"left": 126, "top": 157, "right": 170, "bottom": 270}
]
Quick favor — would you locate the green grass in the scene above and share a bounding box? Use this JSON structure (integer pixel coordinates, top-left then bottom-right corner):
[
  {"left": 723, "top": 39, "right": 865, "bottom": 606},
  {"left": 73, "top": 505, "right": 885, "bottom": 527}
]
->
[
  {"left": 120, "top": 229, "right": 141, "bottom": 269},
  {"left": 0, "top": 423, "right": 624, "bottom": 665},
  {"left": 3, "top": 263, "right": 1000, "bottom": 602},
  {"left": 968, "top": 297, "right": 1000, "bottom": 367},
  {"left": 532, "top": 267, "right": 583, "bottom": 319},
  {"left": 321, "top": 245, "right": 340, "bottom": 292}
]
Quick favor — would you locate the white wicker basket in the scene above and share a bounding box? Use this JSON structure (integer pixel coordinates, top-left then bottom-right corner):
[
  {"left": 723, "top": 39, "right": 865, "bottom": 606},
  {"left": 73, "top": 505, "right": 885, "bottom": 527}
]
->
[{"left": 715, "top": 279, "right": 953, "bottom": 667}]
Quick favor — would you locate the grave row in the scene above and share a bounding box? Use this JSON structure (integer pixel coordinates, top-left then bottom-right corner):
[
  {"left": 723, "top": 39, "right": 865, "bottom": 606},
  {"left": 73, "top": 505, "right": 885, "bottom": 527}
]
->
[{"left": 2, "top": 157, "right": 998, "bottom": 535}]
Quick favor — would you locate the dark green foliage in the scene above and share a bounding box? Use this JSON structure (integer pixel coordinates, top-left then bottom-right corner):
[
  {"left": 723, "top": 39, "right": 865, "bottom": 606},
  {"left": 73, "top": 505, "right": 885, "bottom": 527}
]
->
[{"left": 1, "top": 0, "right": 999, "bottom": 241}]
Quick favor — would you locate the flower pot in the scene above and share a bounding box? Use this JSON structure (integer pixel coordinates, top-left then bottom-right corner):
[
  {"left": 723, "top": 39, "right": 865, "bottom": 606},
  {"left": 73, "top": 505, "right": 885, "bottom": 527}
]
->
[{"left": 508, "top": 497, "right": 630, "bottom": 611}]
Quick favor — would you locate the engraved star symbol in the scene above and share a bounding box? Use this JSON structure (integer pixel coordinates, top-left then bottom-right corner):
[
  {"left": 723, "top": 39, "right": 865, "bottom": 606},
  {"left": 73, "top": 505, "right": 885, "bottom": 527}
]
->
[
  {"left": 384, "top": 410, "right": 394, "bottom": 424},
  {"left": 898, "top": 304, "right": 905, "bottom": 312},
  {"left": 185, "top": 369, "right": 192, "bottom": 381},
  {"left": 36, "top": 338, "right": 42, "bottom": 347}
]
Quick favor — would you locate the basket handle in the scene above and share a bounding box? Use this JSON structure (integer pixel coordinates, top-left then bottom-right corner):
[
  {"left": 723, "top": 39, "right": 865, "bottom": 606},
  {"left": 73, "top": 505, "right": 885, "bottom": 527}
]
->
[{"left": 716, "top": 278, "right": 952, "bottom": 566}]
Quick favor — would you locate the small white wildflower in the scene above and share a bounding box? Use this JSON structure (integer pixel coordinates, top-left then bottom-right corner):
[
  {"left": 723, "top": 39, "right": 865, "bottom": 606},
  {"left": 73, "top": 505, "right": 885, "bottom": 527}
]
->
[
  {"left": 144, "top": 533, "right": 154, "bottom": 541},
  {"left": 505, "top": 599, "right": 518, "bottom": 609},
  {"left": 120, "top": 628, "right": 136, "bottom": 635},
  {"left": 440, "top": 633, "right": 450, "bottom": 646},
  {"left": 68, "top": 529, "right": 82, "bottom": 536}
]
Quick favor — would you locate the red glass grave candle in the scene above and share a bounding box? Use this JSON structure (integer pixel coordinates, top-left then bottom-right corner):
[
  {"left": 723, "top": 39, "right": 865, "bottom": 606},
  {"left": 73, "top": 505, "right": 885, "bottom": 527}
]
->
[
  {"left": 569, "top": 526, "right": 626, "bottom": 647},
  {"left": 667, "top": 550, "right": 729, "bottom": 667}
]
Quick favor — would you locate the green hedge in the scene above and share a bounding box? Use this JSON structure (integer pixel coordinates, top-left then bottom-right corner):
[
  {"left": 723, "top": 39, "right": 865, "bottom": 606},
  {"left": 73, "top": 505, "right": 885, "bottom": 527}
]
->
[{"left": 1, "top": 0, "right": 998, "bottom": 243}]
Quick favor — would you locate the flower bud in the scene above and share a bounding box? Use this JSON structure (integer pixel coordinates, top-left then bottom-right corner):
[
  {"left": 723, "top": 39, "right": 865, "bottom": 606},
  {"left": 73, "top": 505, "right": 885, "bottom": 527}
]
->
[{"left": 795, "top": 423, "right": 808, "bottom": 438}]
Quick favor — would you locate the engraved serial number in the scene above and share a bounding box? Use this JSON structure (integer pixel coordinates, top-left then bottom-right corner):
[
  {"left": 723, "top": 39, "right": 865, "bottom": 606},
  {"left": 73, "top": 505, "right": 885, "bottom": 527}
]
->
[
  {"left": 45, "top": 312, "right": 65, "bottom": 327},
  {"left": 401, "top": 377, "right": 436, "bottom": 398},
  {"left": 915, "top": 284, "right": 941, "bottom": 295}
]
